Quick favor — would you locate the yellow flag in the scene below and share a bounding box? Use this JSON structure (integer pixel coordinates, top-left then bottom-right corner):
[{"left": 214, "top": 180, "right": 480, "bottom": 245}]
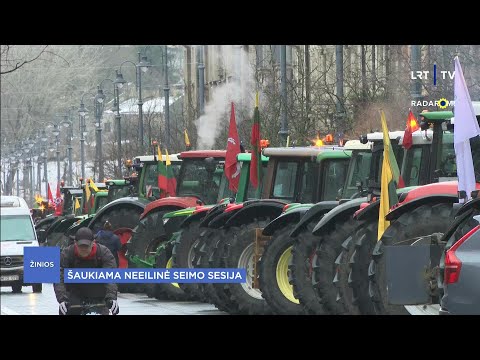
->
[
  {"left": 157, "top": 145, "right": 162, "bottom": 159},
  {"left": 165, "top": 149, "right": 171, "bottom": 166},
  {"left": 377, "top": 110, "right": 394, "bottom": 240},
  {"left": 90, "top": 181, "right": 99, "bottom": 192},
  {"left": 184, "top": 129, "right": 191, "bottom": 147},
  {"left": 74, "top": 197, "right": 80, "bottom": 211},
  {"left": 85, "top": 179, "right": 91, "bottom": 202}
]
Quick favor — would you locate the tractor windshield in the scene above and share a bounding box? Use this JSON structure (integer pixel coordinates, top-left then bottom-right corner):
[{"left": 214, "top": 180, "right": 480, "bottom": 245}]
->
[
  {"left": 177, "top": 159, "right": 233, "bottom": 205},
  {"left": 63, "top": 194, "right": 74, "bottom": 215},
  {"left": 320, "top": 159, "right": 349, "bottom": 201},
  {"left": 107, "top": 185, "right": 131, "bottom": 202},
  {"left": 271, "top": 160, "right": 319, "bottom": 202},
  {"left": 343, "top": 150, "right": 372, "bottom": 198},
  {"left": 94, "top": 196, "right": 108, "bottom": 212}
]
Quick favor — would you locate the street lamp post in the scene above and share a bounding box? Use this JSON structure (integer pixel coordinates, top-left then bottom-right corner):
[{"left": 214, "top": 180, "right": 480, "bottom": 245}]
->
[
  {"left": 60, "top": 115, "right": 74, "bottom": 186},
  {"left": 40, "top": 130, "right": 48, "bottom": 198},
  {"left": 46, "top": 123, "right": 62, "bottom": 186},
  {"left": 94, "top": 86, "right": 105, "bottom": 182},
  {"left": 118, "top": 53, "right": 151, "bottom": 155},
  {"left": 15, "top": 144, "right": 22, "bottom": 197},
  {"left": 78, "top": 91, "right": 96, "bottom": 181},
  {"left": 113, "top": 70, "right": 126, "bottom": 176},
  {"left": 164, "top": 45, "right": 170, "bottom": 150}
]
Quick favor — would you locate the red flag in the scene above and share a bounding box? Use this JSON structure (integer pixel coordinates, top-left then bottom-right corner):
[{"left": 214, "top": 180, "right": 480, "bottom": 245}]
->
[
  {"left": 47, "top": 183, "right": 54, "bottom": 207},
  {"left": 225, "top": 102, "right": 242, "bottom": 192},
  {"left": 403, "top": 110, "right": 419, "bottom": 150},
  {"left": 54, "top": 183, "right": 63, "bottom": 216},
  {"left": 250, "top": 94, "right": 261, "bottom": 188}
]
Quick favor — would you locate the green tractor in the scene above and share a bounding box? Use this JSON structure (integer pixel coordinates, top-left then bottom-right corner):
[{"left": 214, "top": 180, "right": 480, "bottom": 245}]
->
[
  {"left": 125, "top": 151, "right": 233, "bottom": 270},
  {"left": 194, "top": 145, "right": 352, "bottom": 314},
  {"left": 85, "top": 153, "right": 181, "bottom": 253},
  {"left": 145, "top": 152, "right": 269, "bottom": 301}
]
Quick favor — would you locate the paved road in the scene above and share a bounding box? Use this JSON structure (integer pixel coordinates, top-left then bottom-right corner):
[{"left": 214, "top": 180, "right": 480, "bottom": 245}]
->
[{"left": 1, "top": 284, "right": 226, "bottom": 315}]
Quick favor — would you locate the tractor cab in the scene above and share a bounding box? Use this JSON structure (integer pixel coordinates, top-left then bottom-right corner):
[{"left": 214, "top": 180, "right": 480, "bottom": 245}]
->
[
  {"left": 132, "top": 154, "right": 181, "bottom": 200},
  {"left": 76, "top": 181, "right": 107, "bottom": 216},
  {"left": 176, "top": 150, "right": 234, "bottom": 205},
  {"left": 105, "top": 179, "right": 134, "bottom": 203},
  {"left": 262, "top": 146, "right": 351, "bottom": 203},
  {"left": 61, "top": 187, "right": 83, "bottom": 216}
]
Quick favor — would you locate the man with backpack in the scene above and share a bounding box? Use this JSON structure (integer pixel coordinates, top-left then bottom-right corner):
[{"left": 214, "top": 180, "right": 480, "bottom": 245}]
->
[
  {"left": 53, "top": 227, "right": 119, "bottom": 315},
  {"left": 95, "top": 221, "right": 122, "bottom": 267}
]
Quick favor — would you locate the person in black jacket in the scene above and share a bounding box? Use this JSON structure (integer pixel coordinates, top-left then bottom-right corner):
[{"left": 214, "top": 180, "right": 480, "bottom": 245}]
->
[
  {"left": 95, "top": 221, "right": 122, "bottom": 267},
  {"left": 54, "top": 227, "right": 119, "bottom": 315}
]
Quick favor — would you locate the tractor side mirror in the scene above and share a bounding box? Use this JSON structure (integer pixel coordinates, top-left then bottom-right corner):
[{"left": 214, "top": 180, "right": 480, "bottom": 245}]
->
[{"left": 36, "top": 229, "right": 47, "bottom": 244}]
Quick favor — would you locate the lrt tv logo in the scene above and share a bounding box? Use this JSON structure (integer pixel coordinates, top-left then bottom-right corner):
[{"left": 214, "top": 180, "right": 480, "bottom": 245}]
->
[{"left": 410, "top": 63, "right": 455, "bottom": 85}]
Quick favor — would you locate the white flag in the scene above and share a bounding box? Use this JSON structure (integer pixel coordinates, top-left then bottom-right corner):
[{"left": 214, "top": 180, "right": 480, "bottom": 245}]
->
[{"left": 454, "top": 56, "right": 480, "bottom": 201}]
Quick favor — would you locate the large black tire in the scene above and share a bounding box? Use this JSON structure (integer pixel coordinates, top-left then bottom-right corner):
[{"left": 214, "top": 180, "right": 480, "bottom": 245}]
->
[
  {"left": 151, "top": 241, "right": 188, "bottom": 301},
  {"left": 311, "top": 217, "right": 361, "bottom": 315},
  {"left": 200, "top": 228, "right": 238, "bottom": 313},
  {"left": 12, "top": 284, "right": 22, "bottom": 293},
  {"left": 369, "top": 203, "right": 456, "bottom": 315},
  {"left": 32, "top": 284, "right": 43, "bottom": 293},
  {"left": 191, "top": 227, "right": 214, "bottom": 295},
  {"left": 222, "top": 219, "right": 274, "bottom": 315},
  {"left": 258, "top": 223, "right": 304, "bottom": 315},
  {"left": 172, "top": 220, "right": 206, "bottom": 301},
  {"left": 127, "top": 210, "right": 168, "bottom": 263},
  {"left": 90, "top": 206, "right": 143, "bottom": 234},
  {"left": 347, "top": 219, "right": 378, "bottom": 315},
  {"left": 142, "top": 235, "right": 169, "bottom": 296},
  {"left": 289, "top": 223, "right": 326, "bottom": 315}
]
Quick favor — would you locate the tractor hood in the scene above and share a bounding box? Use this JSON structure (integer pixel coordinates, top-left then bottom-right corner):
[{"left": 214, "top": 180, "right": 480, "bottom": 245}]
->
[
  {"left": 141, "top": 196, "right": 201, "bottom": 219},
  {"left": 399, "top": 181, "right": 480, "bottom": 206}
]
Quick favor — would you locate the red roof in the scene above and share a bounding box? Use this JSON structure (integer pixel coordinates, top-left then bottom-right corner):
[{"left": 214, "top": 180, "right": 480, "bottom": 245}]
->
[{"left": 179, "top": 150, "right": 226, "bottom": 159}]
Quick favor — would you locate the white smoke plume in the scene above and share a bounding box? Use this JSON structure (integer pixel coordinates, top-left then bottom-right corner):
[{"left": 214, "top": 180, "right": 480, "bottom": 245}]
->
[{"left": 195, "top": 45, "right": 255, "bottom": 149}]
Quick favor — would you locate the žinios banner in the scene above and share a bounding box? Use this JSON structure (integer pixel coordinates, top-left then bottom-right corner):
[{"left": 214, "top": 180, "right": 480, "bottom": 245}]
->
[{"left": 23, "top": 247, "right": 246, "bottom": 284}]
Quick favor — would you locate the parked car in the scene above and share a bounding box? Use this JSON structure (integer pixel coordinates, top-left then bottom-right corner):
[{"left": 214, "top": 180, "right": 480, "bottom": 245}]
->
[{"left": 439, "top": 213, "right": 480, "bottom": 315}]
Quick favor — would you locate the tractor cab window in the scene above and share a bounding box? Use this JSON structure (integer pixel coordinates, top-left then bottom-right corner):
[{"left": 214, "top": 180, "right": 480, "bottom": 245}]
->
[
  {"left": 142, "top": 163, "right": 161, "bottom": 197},
  {"left": 272, "top": 161, "right": 299, "bottom": 201},
  {"left": 246, "top": 163, "right": 268, "bottom": 200},
  {"left": 343, "top": 151, "right": 372, "bottom": 199},
  {"left": 437, "top": 131, "right": 456, "bottom": 180},
  {"left": 402, "top": 146, "right": 425, "bottom": 186},
  {"left": 177, "top": 159, "right": 225, "bottom": 205},
  {"left": 321, "top": 159, "right": 349, "bottom": 201},
  {"left": 95, "top": 196, "right": 108, "bottom": 212},
  {"left": 63, "top": 195, "right": 74, "bottom": 215},
  {"left": 108, "top": 185, "right": 131, "bottom": 202},
  {"left": 298, "top": 161, "right": 317, "bottom": 203}
]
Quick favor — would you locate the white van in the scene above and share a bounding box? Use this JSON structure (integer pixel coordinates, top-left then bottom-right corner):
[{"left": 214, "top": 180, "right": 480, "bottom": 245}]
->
[{"left": 1, "top": 195, "right": 44, "bottom": 293}]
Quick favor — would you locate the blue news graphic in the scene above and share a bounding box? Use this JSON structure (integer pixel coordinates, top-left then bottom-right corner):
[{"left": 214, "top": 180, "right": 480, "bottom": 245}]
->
[
  {"left": 24, "top": 246, "right": 60, "bottom": 283},
  {"left": 64, "top": 268, "right": 247, "bottom": 283}
]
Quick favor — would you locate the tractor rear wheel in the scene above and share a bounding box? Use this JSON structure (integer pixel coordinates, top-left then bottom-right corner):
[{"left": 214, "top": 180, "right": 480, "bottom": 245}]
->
[
  {"left": 346, "top": 219, "right": 378, "bottom": 315},
  {"left": 127, "top": 210, "right": 168, "bottom": 264},
  {"left": 152, "top": 241, "right": 187, "bottom": 301},
  {"left": 369, "top": 203, "right": 456, "bottom": 315},
  {"left": 172, "top": 220, "right": 206, "bottom": 301},
  {"left": 200, "top": 228, "right": 237, "bottom": 313},
  {"left": 258, "top": 224, "right": 304, "bottom": 315},
  {"left": 289, "top": 223, "right": 326, "bottom": 315},
  {"left": 222, "top": 219, "right": 273, "bottom": 315},
  {"left": 311, "top": 217, "right": 361, "bottom": 314}
]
